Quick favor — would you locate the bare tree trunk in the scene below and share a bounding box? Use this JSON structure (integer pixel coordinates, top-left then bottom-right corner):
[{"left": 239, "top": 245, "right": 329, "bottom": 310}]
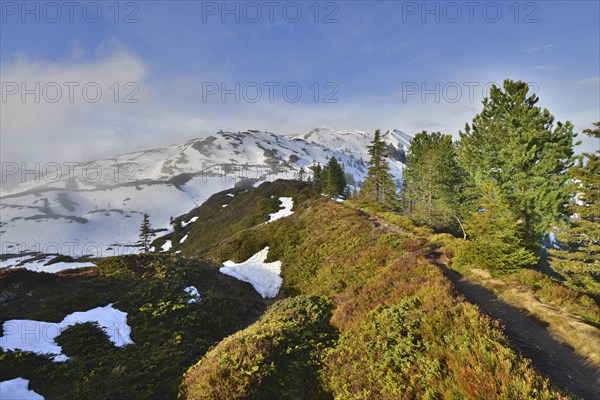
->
[{"left": 454, "top": 215, "right": 467, "bottom": 240}]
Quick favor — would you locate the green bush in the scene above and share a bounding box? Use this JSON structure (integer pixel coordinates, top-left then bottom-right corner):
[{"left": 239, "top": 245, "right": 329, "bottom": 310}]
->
[{"left": 181, "top": 295, "right": 337, "bottom": 400}]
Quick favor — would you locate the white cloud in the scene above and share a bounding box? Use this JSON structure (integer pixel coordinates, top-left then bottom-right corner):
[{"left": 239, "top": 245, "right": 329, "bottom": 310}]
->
[
  {"left": 523, "top": 44, "right": 553, "bottom": 53},
  {"left": 579, "top": 76, "right": 600, "bottom": 86},
  {"left": 1, "top": 44, "right": 598, "bottom": 163},
  {"left": 1, "top": 48, "right": 148, "bottom": 162}
]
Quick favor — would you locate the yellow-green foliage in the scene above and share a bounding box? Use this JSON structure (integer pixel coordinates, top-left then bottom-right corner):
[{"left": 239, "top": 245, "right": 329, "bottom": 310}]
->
[
  {"left": 181, "top": 296, "right": 336, "bottom": 400},
  {"left": 507, "top": 269, "right": 599, "bottom": 326},
  {"left": 156, "top": 180, "right": 316, "bottom": 256},
  {"left": 207, "top": 199, "right": 387, "bottom": 298},
  {"left": 452, "top": 183, "right": 538, "bottom": 275},
  {"left": 325, "top": 274, "right": 565, "bottom": 399},
  {"left": 187, "top": 196, "right": 567, "bottom": 399},
  {"left": 428, "top": 233, "right": 460, "bottom": 256}
]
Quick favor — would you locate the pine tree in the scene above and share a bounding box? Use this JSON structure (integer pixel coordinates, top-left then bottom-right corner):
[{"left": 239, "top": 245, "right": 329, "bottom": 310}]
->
[
  {"left": 550, "top": 122, "right": 600, "bottom": 294},
  {"left": 298, "top": 166, "right": 306, "bottom": 181},
  {"left": 323, "top": 157, "right": 347, "bottom": 198},
  {"left": 138, "top": 213, "right": 155, "bottom": 254},
  {"left": 309, "top": 163, "right": 323, "bottom": 193},
  {"left": 360, "top": 129, "right": 399, "bottom": 210},
  {"left": 454, "top": 182, "right": 538, "bottom": 274},
  {"left": 403, "top": 131, "right": 463, "bottom": 232},
  {"left": 457, "top": 79, "right": 577, "bottom": 251}
]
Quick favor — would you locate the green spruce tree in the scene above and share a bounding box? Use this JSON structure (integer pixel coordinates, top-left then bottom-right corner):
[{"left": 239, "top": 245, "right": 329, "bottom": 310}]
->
[
  {"left": 360, "top": 129, "right": 399, "bottom": 210},
  {"left": 138, "top": 213, "right": 155, "bottom": 254},
  {"left": 457, "top": 79, "right": 577, "bottom": 251},
  {"left": 403, "top": 131, "right": 463, "bottom": 232},
  {"left": 454, "top": 182, "right": 538, "bottom": 274},
  {"left": 323, "top": 157, "right": 347, "bottom": 198},
  {"left": 309, "top": 163, "right": 323, "bottom": 193},
  {"left": 550, "top": 122, "right": 600, "bottom": 294}
]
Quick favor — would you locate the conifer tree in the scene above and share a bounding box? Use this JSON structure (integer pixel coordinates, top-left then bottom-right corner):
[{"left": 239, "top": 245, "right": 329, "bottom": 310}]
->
[
  {"left": 403, "top": 131, "right": 462, "bottom": 231},
  {"left": 323, "top": 157, "right": 347, "bottom": 198},
  {"left": 550, "top": 122, "right": 600, "bottom": 294},
  {"left": 298, "top": 166, "right": 306, "bottom": 181},
  {"left": 457, "top": 79, "right": 577, "bottom": 250},
  {"left": 138, "top": 213, "right": 155, "bottom": 254},
  {"left": 454, "top": 182, "right": 538, "bottom": 274},
  {"left": 360, "top": 129, "right": 399, "bottom": 209},
  {"left": 309, "top": 163, "right": 323, "bottom": 193}
]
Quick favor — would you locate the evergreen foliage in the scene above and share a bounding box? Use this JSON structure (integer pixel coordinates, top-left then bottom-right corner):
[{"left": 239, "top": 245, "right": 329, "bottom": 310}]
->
[
  {"left": 402, "top": 131, "right": 463, "bottom": 232},
  {"left": 137, "top": 213, "right": 155, "bottom": 254},
  {"left": 309, "top": 163, "right": 323, "bottom": 193},
  {"left": 321, "top": 157, "right": 347, "bottom": 198},
  {"left": 360, "top": 130, "right": 399, "bottom": 210},
  {"left": 454, "top": 182, "right": 538, "bottom": 274},
  {"left": 551, "top": 122, "right": 600, "bottom": 295},
  {"left": 457, "top": 79, "right": 577, "bottom": 250}
]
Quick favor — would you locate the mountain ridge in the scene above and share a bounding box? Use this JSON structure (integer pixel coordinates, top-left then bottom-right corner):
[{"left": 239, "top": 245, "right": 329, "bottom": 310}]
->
[{"left": 0, "top": 128, "right": 411, "bottom": 267}]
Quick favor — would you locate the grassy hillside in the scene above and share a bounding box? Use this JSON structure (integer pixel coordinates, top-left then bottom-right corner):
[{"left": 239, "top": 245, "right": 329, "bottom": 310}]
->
[
  {"left": 182, "top": 193, "right": 569, "bottom": 399},
  {"left": 0, "top": 180, "right": 314, "bottom": 399},
  {"left": 152, "top": 179, "right": 317, "bottom": 256},
  {"left": 0, "top": 255, "right": 267, "bottom": 399},
  {"left": 181, "top": 295, "right": 336, "bottom": 400},
  {"left": 0, "top": 180, "right": 575, "bottom": 399}
]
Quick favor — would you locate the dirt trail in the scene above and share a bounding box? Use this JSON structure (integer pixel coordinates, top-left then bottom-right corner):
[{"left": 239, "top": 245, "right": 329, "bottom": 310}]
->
[
  {"left": 364, "top": 213, "right": 600, "bottom": 399},
  {"left": 441, "top": 266, "right": 600, "bottom": 400}
]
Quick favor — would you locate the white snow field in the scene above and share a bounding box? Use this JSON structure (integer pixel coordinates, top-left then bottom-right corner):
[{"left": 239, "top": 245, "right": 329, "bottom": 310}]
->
[
  {"left": 220, "top": 247, "right": 282, "bottom": 298},
  {"left": 1, "top": 129, "right": 409, "bottom": 263},
  {"left": 184, "top": 286, "right": 201, "bottom": 303},
  {"left": 0, "top": 257, "right": 96, "bottom": 273},
  {"left": 0, "top": 378, "right": 44, "bottom": 400},
  {"left": 267, "top": 197, "right": 294, "bottom": 223},
  {"left": 0, "top": 304, "right": 134, "bottom": 362}
]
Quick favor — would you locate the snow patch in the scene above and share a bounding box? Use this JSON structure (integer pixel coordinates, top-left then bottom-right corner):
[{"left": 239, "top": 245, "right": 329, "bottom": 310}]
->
[
  {"left": 0, "top": 378, "right": 44, "bottom": 400},
  {"left": 181, "top": 216, "right": 199, "bottom": 228},
  {"left": 226, "top": 193, "right": 235, "bottom": 197},
  {"left": 220, "top": 247, "right": 282, "bottom": 298},
  {"left": 184, "top": 286, "right": 201, "bottom": 303},
  {"left": 179, "top": 235, "right": 188, "bottom": 244},
  {"left": 267, "top": 197, "right": 294, "bottom": 223},
  {"left": 2, "top": 259, "right": 96, "bottom": 274},
  {"left": 0, "top": 304, "right": 134, "bottom": 362},
  {"left": 161, "top": 240, "right": 172, "bottom": 251}
]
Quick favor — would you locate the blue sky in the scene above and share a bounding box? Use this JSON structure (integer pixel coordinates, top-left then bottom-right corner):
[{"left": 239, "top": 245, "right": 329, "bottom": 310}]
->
[{"left": 1, "top": 0, "right": 599, "bottom": 161}]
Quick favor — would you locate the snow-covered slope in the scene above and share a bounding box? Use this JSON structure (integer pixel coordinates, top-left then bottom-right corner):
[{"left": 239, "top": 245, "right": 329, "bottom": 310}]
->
[
  {"left": 1, "top": 129, "right": 411, "bottom": 267},
  {"left": 289, "top": 127, "right": 409, "bottom": 162}
]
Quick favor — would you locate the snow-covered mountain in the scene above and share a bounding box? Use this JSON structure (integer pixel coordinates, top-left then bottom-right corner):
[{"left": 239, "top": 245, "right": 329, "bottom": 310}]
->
[
  {"left": 290, "top": 127, "right": 411, "bottom": 160},
  {"left": 0, "top": 128, "right": 411, "bottom": 267}
]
